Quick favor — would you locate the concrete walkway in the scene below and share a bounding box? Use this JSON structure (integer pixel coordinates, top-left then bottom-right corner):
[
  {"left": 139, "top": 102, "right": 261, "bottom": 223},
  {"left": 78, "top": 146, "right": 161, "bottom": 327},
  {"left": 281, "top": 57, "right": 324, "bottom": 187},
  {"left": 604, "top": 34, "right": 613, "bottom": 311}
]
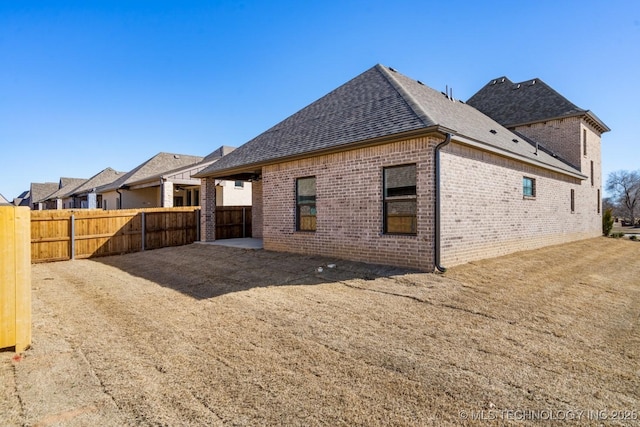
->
[{"left": 196, "top": 238, "right": 263, "bottom": 249}]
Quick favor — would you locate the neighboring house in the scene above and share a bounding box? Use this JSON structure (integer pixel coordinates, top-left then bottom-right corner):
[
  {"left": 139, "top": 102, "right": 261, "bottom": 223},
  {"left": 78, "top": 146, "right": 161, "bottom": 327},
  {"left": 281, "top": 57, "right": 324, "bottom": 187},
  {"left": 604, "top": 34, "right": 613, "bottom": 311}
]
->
[
  {"left": 0, "top": 193, "right": 11, "bottom": 205},
  {"left": 29, "top": 182, "right": 59, "bottom": 210},
  {"left": 195, "top": 64, "right": 608, "bottom": 270},
  {"left": 42, "top": 177, "right": 87, "bottom": 210},
  {"left": 97, "top": 146, "right": 250, "bottom": 210},
  {"left": 58, "top": 167, "right": 127, "bottom": 209},
  {"left": 12, "top": 190, "right": 30, "bottom": 207}
]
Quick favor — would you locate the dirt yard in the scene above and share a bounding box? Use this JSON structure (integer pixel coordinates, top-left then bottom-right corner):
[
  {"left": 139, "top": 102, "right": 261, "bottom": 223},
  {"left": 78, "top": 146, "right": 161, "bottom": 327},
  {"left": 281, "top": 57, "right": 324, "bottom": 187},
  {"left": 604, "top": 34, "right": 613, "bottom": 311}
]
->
[{"left": 1, "top": 237, "right": 639, "bottom": 426}]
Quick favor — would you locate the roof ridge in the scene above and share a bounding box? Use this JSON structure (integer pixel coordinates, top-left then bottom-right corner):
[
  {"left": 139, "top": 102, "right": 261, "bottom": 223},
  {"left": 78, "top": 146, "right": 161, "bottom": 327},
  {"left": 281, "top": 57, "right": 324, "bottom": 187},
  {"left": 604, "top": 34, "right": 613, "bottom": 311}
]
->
[{"left": 376, "top": 64, "right": 435, "bottom": 128}]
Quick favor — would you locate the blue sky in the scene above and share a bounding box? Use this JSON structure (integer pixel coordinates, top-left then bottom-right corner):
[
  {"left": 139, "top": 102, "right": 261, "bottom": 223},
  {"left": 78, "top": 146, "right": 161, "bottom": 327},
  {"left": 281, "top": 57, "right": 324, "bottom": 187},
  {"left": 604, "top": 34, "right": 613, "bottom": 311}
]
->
[{"left": 1, "top": 0, "right": 638, "bottom": 200}]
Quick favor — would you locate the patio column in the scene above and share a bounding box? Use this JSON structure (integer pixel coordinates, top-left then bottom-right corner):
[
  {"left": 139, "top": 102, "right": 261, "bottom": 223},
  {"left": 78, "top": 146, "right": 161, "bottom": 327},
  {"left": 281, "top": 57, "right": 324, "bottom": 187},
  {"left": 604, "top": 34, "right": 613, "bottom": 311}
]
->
[
  {"left": 201, "top": 177, "right": 217, "bottom": 241},
  {"left": 161, "top": 180, "right": 174, "bottom": 207}
]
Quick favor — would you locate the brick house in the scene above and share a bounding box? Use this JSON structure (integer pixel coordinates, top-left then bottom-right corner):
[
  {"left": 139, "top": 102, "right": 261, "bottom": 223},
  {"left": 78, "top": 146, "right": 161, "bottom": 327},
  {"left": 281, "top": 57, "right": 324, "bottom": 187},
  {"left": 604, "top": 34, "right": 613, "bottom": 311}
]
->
[{"left": 194, "top": 64, "right": 609, "bottom": 270}]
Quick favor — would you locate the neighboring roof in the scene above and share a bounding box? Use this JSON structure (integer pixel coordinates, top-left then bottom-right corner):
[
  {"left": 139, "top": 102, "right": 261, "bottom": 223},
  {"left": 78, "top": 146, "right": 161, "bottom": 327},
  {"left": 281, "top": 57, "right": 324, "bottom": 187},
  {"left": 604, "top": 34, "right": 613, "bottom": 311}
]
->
[
  {"left": 45, "top": 177, "right": 87, "bottom": 200},
  {"left": 203, "top": 145, "right": 236, "bottom": 161},
  {"left": 30, "top": 182, "right": 59, "bottom": 204},
  {"left": 196, "top": 64, "right": 584, "bottom": 179},
  {"left": 97, "top": 152, "right": 203, "bottom": 192},
  {"left": 467, "top": 76, "right": 610, "bottom": 133},
  {"left": 69, "top": 167, "right": 127, "bottom": 197},
  {"left": 0, "top": 193, "right": 11, "bottom": 205},
  {"left": 13, "top": 190, "right": 29, "bottom": 207}
]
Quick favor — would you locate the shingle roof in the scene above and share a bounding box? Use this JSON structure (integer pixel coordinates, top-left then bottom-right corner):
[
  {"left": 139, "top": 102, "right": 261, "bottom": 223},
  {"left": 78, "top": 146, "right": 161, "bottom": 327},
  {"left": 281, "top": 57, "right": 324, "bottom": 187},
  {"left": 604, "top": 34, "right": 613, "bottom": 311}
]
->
[
  {"left": 31, "top": 182, "right": 59, "bottom": 204},
  {"left": 0, "top": 193, "right": 10, "bottom": 205},
  {"left": 69, "top": 168, "right": 126, "bottom": 196},
  {"left": 196, "top": 64, "right": 583, "bottom": 179},
  {"left": 45, "top": 177, "right": 87, "bottom": 200},
  {"left": 98, "top": 152, "right": 203, "bottom": 192},
  {"left": 467, "top": 76, "right": 610, "bottom": 133}
]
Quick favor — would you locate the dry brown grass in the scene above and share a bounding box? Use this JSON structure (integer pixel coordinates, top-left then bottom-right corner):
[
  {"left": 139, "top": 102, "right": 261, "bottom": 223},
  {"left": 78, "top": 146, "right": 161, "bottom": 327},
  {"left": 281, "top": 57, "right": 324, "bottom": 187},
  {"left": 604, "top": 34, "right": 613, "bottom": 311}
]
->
[{"left": 1, "top": 237, "right": 639, "bottom": 426}]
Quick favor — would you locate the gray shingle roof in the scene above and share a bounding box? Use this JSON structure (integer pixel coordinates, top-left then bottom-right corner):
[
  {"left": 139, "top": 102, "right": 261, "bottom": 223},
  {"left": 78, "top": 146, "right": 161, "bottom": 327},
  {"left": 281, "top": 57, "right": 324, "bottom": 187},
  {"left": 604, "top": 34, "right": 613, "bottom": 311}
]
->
[
  {"left": 196, "top": 64, "right": 585, "bottom": 179},
  {"left": 98, "top": 152, "right": 203, "bottom": 192},
  {"left": 45, "top": 177, "right": 87, "bottom": 200},
  {"left": 31, "top": 182, "right": 59, "bottom": 204},
  {"left": 0, "top": 193, "right": 10, "bottom": 205},
  {"left": 467, "top": 76, "right": 610, "bottom": 132},
  {"left": 69, "top": 168, "right": 126, "bottom": 196}
]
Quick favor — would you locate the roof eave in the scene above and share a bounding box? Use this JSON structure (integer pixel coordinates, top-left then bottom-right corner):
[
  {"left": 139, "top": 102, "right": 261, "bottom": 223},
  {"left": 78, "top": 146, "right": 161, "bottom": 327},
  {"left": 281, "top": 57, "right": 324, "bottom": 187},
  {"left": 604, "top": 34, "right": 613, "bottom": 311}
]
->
[
  {"left": 194, "top": 126, "right": 452, "bottom": 179},
  {"left": 506, "top": 111, "right": 610, "bottom": 134},
  {"left": 451, "top": 134, "right": 587, "bottom": 180}
]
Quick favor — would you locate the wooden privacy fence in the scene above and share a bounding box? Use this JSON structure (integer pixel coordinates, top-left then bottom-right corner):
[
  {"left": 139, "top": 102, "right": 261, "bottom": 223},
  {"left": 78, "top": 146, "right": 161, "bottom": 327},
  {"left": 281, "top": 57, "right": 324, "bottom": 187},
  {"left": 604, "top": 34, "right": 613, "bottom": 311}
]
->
[
  {"left": 31, "top": 207, "right": 201, "bottom": 263},
  {"left": 216, "top": 206, "right": 252, "bottom": 239},
  {"left": 0, "top": 206, "right": 31, "bottom": 352}
]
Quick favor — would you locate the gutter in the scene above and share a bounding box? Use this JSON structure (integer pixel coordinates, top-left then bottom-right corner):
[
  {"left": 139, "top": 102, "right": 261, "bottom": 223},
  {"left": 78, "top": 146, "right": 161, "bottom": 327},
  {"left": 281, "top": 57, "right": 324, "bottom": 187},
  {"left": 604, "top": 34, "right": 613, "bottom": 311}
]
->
[{"left": 434, "top": 132, "right": 451, "bottom": 273}]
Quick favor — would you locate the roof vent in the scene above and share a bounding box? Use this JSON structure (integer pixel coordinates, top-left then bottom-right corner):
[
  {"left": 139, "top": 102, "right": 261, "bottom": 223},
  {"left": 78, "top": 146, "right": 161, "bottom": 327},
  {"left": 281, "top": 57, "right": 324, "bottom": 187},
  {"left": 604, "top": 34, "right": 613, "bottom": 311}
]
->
[
  {"left": 417, "top": 80, "right": 424, "bottom": 85},
  {"left": 389, "top": 67, "right": 397, "bottom": 72},
  {"left": 529, "top": 79, "right": 536, "bottom": 85},
  {"left": 500, "top": 78, "right": 505, "bottom": 83},
  {"left": 490, "top": 129, "right": 497, "bottom": 134},
  {"left": 174, "top": 155, "right": 180, "bottom": 159},
  {"left": 490, "top": 80, "right": 497, "bottom": 85},
  {"left": 513, "top": 84, "right": 521, "bottom": 90},
  {"left": 512, "top": 138, "right": 518, "bottom": 143}
]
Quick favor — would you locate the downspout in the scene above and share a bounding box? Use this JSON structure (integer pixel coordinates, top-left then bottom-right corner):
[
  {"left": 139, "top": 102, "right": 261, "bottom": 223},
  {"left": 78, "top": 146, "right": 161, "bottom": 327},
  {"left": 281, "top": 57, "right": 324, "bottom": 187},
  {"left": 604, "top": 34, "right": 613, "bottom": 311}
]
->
[
  {"left": 116, "top": 188, "right": 123, "bottom": 209},
  {"left": 434, "top": 133, "right": 451, "bottom": 273}
]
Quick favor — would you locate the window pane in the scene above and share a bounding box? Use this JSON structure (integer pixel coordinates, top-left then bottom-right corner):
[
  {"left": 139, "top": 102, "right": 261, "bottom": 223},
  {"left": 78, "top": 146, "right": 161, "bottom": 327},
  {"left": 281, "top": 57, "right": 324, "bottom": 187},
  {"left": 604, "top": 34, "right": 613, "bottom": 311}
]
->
[
  {"left": 385, "top": 200, "right": 417, "bottom": 234},
  {"left": 523, "top": 177, "right": 535, "bottom": 197},
  {"left": 297, "top": 177, "right": 316, "bottom": 231},
  {"left": 297, "top": 177, "right": 316, "bottom": 202},
  {"left": 385, "top": 165, "right": 416, "bottom": 197}
]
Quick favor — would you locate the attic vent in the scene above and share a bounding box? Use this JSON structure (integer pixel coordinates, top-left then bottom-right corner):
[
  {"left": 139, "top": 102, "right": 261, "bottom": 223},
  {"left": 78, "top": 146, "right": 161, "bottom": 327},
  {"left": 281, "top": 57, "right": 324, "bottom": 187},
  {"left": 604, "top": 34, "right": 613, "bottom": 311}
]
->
[
  {"left": 490, "top": 80, "right": 497, "bottom": 85},
  {"left": 490, "top": 129, "right": 497, "bottom": 134},
  {"left": 513, "top": 84, "right": 521, "bottom": 90},
  {"left": 388, "top": 67, "right": 397, "bottom": 72},
  {"left": 500, "top": 78, "right": 505, "bottom": 83},
  {"left": 417, "top": 80, "right": 425, "bottom": 85},
  {"left": 512, "top": 138, "right": 519, "bottom": 143},
  {"left": 174, "top": 155, "right": 180, "bottom": 159},
  {"left": 529, "top": 80, "right": 536, "bottom": 85}
]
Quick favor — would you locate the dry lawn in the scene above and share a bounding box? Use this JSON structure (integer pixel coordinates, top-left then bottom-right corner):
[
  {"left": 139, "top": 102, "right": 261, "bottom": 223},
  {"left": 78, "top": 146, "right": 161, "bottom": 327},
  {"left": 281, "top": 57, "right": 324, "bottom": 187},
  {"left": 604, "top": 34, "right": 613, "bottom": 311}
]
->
[{"left": 1, "top": 237, "right": 639, "bottom": 426}]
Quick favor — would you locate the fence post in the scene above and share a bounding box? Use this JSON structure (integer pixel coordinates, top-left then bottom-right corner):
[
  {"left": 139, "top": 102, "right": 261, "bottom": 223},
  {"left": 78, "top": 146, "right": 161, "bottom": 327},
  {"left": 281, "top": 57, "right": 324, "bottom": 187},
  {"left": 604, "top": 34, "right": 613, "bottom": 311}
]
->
[
  {"left": 242, "top": 207, "right": 246, "bottom": 238},
  {"left": 196, "top": 209, "right": 201, "bottom": 241},
  {"left": 141, "top": 211, "right": 146, "bottom": 251},
  {"left": 70, "top": 214, "right": 75, "bottom": 260}
]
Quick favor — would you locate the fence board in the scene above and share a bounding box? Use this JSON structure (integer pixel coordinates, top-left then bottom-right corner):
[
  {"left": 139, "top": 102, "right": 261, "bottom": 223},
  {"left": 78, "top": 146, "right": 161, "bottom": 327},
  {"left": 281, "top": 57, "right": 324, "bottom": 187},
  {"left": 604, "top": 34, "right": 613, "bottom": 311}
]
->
[
  {"left": 216, "top": 207, "right": 252, "bottom": 239},
  {"left": 30, "top": 207, "right": 200, "bottom": 263},
  {"left": 0, "top": 206, "right": 31, "bottom": 352}
]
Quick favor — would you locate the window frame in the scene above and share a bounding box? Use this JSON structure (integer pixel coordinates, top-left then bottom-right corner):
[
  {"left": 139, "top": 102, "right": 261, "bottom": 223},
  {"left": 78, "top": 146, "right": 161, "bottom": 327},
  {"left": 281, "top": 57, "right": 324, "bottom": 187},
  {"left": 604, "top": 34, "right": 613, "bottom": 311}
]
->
[
  {"left": 523, "top": 176, "right": 536, "bottom": 199},
  {"left": 383, "top": 164, "right": 417, "bottom": 235},
  {"left": 296, "top": 176, "right": 317, "bottom": 232},
  {"left": 570, "top": 189, "right": 575, "bottom": 213}
]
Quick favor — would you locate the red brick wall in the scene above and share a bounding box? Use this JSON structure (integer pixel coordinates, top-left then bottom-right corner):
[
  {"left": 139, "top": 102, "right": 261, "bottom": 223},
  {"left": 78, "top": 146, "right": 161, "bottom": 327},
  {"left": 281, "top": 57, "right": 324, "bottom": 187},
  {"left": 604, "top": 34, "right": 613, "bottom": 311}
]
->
[
  {"left": 251, "top": 180, "right": 263, "bottom": 239},
  {"left": 201, "top": 177, "right": 217, "bottom": 241},
  {"left": 261, "top": 136, "right": 440, "bottom": 270}
]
